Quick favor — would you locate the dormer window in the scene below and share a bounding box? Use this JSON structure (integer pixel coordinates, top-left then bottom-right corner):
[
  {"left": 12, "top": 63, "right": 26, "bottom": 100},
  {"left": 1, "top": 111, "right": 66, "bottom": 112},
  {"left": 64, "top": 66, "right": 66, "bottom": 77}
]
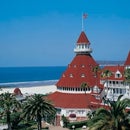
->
[
  {"left": 115, "top": 70, "right": 122, "bottom": 78},
  {"left": 74, "top": 65, "right": 76, "bottom": 68},
  {"left": 81, "top": 65, "right": 85, "bottom": 68},
  {"left": 70, "top": 74, "right": 73, "bottom": 78},
  {"left": 81, "top": 74, "right": 85, "bottom": 78}
]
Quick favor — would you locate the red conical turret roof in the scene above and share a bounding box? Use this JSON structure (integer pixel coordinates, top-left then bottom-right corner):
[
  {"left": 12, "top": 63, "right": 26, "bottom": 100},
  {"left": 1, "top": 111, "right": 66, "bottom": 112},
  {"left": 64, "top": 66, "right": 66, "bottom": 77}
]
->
[
  {"left": 124, "top": 51, "right": 130, "bottom": 66},
  {"left": 77, "top": 31, "right": 90, "bottom": 44},
  {"left": 56, "top": 54, "right": 100, "bottom": 88}
]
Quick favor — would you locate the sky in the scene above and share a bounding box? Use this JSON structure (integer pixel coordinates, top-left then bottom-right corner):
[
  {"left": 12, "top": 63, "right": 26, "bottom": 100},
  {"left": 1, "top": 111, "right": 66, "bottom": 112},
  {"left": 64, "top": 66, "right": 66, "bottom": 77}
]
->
[{"left": 0, "top": 0, "right": 130, "bottom": 67}]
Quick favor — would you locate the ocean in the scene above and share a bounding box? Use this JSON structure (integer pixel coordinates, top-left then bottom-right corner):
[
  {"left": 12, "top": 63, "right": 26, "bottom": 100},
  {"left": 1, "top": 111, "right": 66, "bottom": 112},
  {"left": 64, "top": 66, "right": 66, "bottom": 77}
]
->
[
  {"left": 0, "top": 66, "right": 66, "bottom": 88},
  {"left": 0, "top": 61, "right": 123, "bottom": 88}
]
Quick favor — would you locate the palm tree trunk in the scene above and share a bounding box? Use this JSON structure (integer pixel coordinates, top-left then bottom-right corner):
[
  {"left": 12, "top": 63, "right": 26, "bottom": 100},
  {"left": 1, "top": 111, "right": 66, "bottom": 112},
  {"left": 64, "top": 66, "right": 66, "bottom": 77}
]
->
[
  {"left": 128, "top": 83, "right": 130, "bottom": 96},
  {"left": 106, "top": 79, "right": 109, "bottom": 98},
  {"left": 37, "top": 114, "right": 42, "bottom": 130},
  {"left": 7, "top": 111, "right": 12, "bottom": 130}
]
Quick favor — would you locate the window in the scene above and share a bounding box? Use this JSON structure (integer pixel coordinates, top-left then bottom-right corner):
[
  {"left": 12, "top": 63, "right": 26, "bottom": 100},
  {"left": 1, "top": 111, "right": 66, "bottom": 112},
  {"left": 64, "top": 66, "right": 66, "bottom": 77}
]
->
[
  {"left": 113, "top": 81, "right": 115, "bottom": 84},
  {"left": 74, "top": 65, "right": 76, "bottom": 68},
  {"left": 70, "top": 74, "right": 73, "bottom": 78},
  {"left": 120, "top": 89, "right": 122, "bottom": 94},
  {"left": 113, "top": 88, "right": 115, "bottom": 94},
  {"left": 115, "top": 70, "right": 122, "bottom": 78},
  {"left": 116, "top": 73, "right": 120, "bottom": 78},
  {"left": 81, "top": 74, "right": 85, "bottom": 78},
  {"left": 81, "top": 65, "right": 85, "bottom": 68}
]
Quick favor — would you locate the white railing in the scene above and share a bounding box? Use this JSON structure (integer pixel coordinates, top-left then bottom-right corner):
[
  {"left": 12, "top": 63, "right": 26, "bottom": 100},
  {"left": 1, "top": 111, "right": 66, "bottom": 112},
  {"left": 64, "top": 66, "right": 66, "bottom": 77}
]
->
[
  {"left": 74, "top": 48, "right": 92, "bottom": 53},
  {"left": 57, "top": 89, "right": 92, "bottom": 94},
  {"left": 107, "top": 84, "right": 127, "bottom": 88}
]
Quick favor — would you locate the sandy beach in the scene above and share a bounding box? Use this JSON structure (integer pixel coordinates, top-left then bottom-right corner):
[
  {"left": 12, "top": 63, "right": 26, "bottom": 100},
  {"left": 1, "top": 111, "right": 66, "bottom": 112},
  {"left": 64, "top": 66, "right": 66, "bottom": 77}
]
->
[{"left": 0, "top": 85, "right": 57, "bottom": 95}]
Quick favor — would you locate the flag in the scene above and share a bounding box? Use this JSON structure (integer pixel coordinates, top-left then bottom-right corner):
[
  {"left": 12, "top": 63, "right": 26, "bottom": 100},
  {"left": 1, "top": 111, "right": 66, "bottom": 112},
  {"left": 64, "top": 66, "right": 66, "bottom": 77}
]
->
[{"left": 83, "top": 13, "right": 87, "bottom": 19}]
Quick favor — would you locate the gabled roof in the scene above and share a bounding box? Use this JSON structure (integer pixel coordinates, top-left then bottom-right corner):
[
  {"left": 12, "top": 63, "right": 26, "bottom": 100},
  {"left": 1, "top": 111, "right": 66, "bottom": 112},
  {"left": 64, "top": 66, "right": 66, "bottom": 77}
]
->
[
  {"left": 56, "top": 54, "right": 101, "bottom": 88},
  {"left": 48, "top": 91, "right": 101, "bottom": 108},
  {"left": 124, "top": 51, "right": 130, "bottom": 66},
  {"left": 77, "top": 31, "right": 90, "bottom": 44}
]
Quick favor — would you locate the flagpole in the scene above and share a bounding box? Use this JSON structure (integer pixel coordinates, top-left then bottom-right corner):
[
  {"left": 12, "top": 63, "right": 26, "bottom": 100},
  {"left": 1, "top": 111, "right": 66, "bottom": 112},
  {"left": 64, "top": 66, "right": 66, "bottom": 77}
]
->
[
  {"left": 82, "top": 13, "right": 84, "bottom": 31},
  {"left": 82, "top": 13, "right": 87, "bottom": 32}
]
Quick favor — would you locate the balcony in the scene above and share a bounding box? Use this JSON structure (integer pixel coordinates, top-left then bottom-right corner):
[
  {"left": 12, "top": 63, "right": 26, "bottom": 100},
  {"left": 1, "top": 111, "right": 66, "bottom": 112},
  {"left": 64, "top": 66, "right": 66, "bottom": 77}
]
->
[{"left": 74, "top": 48, "right": 92, "bottom": 53}]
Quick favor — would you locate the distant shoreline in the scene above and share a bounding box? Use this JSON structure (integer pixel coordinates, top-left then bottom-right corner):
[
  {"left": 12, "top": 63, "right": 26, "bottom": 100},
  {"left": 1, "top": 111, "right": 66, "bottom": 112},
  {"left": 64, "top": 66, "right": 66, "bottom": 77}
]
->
[
  {"left": 0, "top": 61, "right": 124, "bottom": 68},
  {"left": 97, "top": 60, "right": 124, "bottom": 66}
]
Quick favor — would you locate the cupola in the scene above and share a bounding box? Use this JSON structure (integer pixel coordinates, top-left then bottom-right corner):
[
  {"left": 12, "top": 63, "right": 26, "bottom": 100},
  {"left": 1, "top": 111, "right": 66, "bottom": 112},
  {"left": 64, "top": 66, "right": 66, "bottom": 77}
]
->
[{"left": 74, "top": 31, "right": 92, "bottom": 54}]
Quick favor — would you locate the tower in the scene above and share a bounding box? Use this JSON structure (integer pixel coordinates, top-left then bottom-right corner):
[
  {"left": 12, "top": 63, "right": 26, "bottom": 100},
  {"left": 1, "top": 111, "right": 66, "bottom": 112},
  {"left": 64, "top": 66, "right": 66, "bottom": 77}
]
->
[
  {"left": 56, "top": 31, "right": 99, "bottom": 89},
  {"left": 48, "top": 30, "right": 103, "bottom": 124},
  {"left": 74, "top": 31, "right": 92, "bottom": 54}
]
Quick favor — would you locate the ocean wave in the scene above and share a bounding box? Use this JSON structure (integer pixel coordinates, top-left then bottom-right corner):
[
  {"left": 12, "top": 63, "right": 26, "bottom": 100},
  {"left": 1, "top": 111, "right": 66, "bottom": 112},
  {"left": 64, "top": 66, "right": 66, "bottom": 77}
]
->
[{"left": 0, "top": 80, "right": 58, "bottom": 88}]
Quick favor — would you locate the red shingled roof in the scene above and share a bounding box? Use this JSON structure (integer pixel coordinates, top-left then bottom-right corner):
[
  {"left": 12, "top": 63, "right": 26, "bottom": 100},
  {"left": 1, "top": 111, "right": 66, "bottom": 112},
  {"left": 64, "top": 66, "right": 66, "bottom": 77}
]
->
[
  {"left": 77, "top": 31, "right": 90, "bottom": 44},
  {"left": 124, "top": 51, "right": 130, "bottom": 66},
  {"left": 48, "top": 91, "right": 101, "bottom": 108},
  {"left": 56, "top": 54, "right": 100, "bottom": 88},
  {"left": 101, "top": 66, "right": 125, "bottom": 80}
]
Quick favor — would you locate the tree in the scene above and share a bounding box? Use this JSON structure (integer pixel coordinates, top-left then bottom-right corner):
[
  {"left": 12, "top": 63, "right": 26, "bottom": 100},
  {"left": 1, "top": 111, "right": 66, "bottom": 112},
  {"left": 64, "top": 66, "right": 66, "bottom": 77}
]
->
[
  {"left": 88, "top": 95, "right": 130, "bottom": 130},
  {"left": 92, "top": 65, "right": 100, "bottom": 85},
  {"left": 61, "top": 115, "right": 69, "bottom": 127},
  {"left": 23, "top": 94, "right": 56, "bottom": 130},
  {"left": 81, "top": 82, "right": 90, "bottom": 94},
  {"left": 80, "top": 82, "right": 92, "bottom": 110},
  {"left": 124, "top": 68, "right": 130, "bottom": 95},
  {"left": 0, "top": 92, "right": 21, "bottom": 130},
  {"left": 101, "top": 69, "right": 112, "bottom": 99},
  {"left": 92, "top": 65, "right": 101, "bottom": 107}
]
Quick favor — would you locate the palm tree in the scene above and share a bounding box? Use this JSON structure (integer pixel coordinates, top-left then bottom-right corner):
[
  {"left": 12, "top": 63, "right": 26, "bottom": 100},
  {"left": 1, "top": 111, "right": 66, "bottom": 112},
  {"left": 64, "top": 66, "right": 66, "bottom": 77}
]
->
[
  {"left": 88, "top": 95, "right": 130, "bottom": 130},
  {"left": 92, "top": 65, "right": 101, "bottom": 107},
  {"left": 92, "top": 65, "right": 100, "bottom": 83},
  {"left": 101, "top": 69, "right": 112, "bottom": 99},
  {"left": 0, "top": 92, "right": 21, "bottom": 130},
  {"left": 81, "top": 82, "right": 89, "bottom": 94},
  {"left": 23, "top": 94, "right": 56, "bottom": 130},
  {"left": 80, "top": 82, "right": 92, "bottom": 110},
  {"left": 124, "top": 68, "right": 130, "bottom": 95}
]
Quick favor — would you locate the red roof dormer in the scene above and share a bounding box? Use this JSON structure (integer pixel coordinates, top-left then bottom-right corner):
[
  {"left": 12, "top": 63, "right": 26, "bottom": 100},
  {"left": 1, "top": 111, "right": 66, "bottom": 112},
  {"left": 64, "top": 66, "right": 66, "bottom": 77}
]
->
[
  {"left": 77, "top": 31, "right": 90, "bottom": 44},
  {"left": 124, "top": 51, "right": 130, "bottom": 66}
]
